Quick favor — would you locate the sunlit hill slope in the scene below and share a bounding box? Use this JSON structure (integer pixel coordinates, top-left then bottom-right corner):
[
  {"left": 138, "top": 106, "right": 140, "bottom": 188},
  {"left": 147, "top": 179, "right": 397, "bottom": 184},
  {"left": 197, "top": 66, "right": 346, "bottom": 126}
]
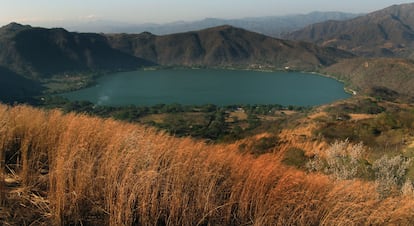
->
[{"left": 1, "top": 104, "right": 413, "bottom": 225}]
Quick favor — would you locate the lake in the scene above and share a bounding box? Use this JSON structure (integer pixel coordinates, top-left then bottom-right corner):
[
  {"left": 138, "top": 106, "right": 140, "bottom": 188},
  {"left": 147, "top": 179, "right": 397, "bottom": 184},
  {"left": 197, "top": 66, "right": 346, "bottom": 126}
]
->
[{"left": 61, "top": 69, "right": 351, "bottom": 106}]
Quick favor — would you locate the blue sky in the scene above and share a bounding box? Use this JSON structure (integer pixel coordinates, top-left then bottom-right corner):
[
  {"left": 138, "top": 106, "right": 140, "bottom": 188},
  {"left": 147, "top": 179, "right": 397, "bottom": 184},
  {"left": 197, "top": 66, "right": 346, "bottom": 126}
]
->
[{"left": 0, "top": 0, "right": 413, "bottom": 25}]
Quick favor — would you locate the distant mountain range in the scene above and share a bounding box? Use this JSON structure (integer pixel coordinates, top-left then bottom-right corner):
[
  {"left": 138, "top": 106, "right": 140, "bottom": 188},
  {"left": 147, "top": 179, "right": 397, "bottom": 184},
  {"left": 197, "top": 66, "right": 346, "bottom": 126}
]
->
[
  {"left": 63, "top": 11, "right": 360, "bottom": 37},
  {"left": 284, "top": 3, "right": 414, "bottom": 59}
]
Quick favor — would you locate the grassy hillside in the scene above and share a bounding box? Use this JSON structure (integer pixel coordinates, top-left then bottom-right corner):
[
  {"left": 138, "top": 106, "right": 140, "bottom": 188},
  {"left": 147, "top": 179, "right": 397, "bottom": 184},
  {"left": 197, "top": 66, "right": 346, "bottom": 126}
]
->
[
  {"left": 1, "top": 104, "right": 414, "bottom": 225},
  {"left": 322, "top": 58, "right": 414, "bottom": 99}
]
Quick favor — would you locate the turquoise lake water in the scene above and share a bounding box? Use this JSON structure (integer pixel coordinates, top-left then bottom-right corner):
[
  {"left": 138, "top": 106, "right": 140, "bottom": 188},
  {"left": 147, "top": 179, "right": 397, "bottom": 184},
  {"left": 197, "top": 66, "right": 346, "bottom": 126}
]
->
[{"left": 61, "top": 69, "right": 350, "bottom": 106}]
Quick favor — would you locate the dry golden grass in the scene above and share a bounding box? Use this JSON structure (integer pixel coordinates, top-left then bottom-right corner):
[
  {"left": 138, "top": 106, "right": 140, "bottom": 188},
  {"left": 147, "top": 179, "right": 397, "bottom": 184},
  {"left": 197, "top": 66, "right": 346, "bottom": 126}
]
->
[
  {"left": 228, "top": 111, "right": 248, "bottom": 121},
  {"left": 278, "top": 122, "right": 328, "bottom": 156},
  {"left": 0, "top": 104, "right": 414, "bottom": 225},
  {"left": 139, "top": 113, "right": 170, "bottom": 124},
  {"left": 308, "top": 111, "right": 328, "bottom": 120},
  {"left": 349, "top": 113, "right": 376, "bottom": 121}
]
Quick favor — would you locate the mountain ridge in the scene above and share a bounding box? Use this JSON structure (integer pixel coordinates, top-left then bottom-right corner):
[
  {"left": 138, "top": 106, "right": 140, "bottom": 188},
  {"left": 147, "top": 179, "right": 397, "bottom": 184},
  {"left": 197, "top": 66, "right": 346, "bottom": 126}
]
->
[
  {"left": 0, "top": 23, "right": 153, "bottom": 79},
  {"left": 283, "top": 3, "right": 414, "bottom": 59},
  {"left": 105, "top": 25, "right": 354, "bottom": 70},
  {"left": 0, "top": 22, "right": 354, "bottom": 80}
]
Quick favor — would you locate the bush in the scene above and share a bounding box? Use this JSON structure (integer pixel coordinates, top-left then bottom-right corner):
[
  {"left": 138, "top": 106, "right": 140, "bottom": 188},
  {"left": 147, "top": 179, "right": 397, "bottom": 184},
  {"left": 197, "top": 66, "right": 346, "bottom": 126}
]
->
[
  {"left": 282, "top": 148, "right": 308, "bottom": 168},
  {"left": 316, "top": 122, "right": 357, "bottom": 142},
  {"left": 327, "top": 98, "right": 385, "bottom": 115},
  {"left": 372, "top": 155, "right": 412, "bottom": 197},
  {"left": 250, "top": 136, "right": 278, "bottom": 156},
  {"left": 306, "top": 140, "right": 368, "bottom": 180}
]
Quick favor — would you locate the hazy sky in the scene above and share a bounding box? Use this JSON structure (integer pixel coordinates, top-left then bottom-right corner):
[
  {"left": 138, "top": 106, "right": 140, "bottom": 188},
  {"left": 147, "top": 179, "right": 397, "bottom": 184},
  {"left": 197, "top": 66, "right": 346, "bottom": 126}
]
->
[{"left": 0, "top": 0, "right": 413, "bottom": 25}]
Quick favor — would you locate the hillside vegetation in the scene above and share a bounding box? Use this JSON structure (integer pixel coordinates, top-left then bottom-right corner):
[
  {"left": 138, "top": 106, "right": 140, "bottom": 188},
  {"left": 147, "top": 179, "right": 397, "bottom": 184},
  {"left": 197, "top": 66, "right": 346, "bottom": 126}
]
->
[
  {"left": 322, "top": 58, "right": 414, "bottom": 99},
  {"left": 1, "top": 104, "right": 414, "bottom": 225}
]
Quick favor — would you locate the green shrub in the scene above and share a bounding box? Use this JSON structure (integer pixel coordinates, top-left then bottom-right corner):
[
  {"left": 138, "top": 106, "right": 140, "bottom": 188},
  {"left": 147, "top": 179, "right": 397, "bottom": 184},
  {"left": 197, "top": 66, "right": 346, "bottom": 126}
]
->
[
  {"left": 282, "top": 148, "right": 308, "bottom": 169},
  {"left": 250, "top": 136, "right": 278, "bottom": 156}
]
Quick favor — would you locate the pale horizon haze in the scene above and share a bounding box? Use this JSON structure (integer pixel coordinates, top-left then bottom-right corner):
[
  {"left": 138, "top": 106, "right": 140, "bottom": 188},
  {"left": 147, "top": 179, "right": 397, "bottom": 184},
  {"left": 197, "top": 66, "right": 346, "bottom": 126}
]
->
[{"left": 0, "top": 0, "right": 413, "bottom": 27}]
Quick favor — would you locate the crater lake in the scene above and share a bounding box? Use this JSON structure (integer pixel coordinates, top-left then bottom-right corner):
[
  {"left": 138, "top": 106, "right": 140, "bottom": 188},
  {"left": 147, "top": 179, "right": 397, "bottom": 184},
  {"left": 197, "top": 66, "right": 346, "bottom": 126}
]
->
[{"left": 61, "top": 69, "right": 351, "bottom": 106}]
